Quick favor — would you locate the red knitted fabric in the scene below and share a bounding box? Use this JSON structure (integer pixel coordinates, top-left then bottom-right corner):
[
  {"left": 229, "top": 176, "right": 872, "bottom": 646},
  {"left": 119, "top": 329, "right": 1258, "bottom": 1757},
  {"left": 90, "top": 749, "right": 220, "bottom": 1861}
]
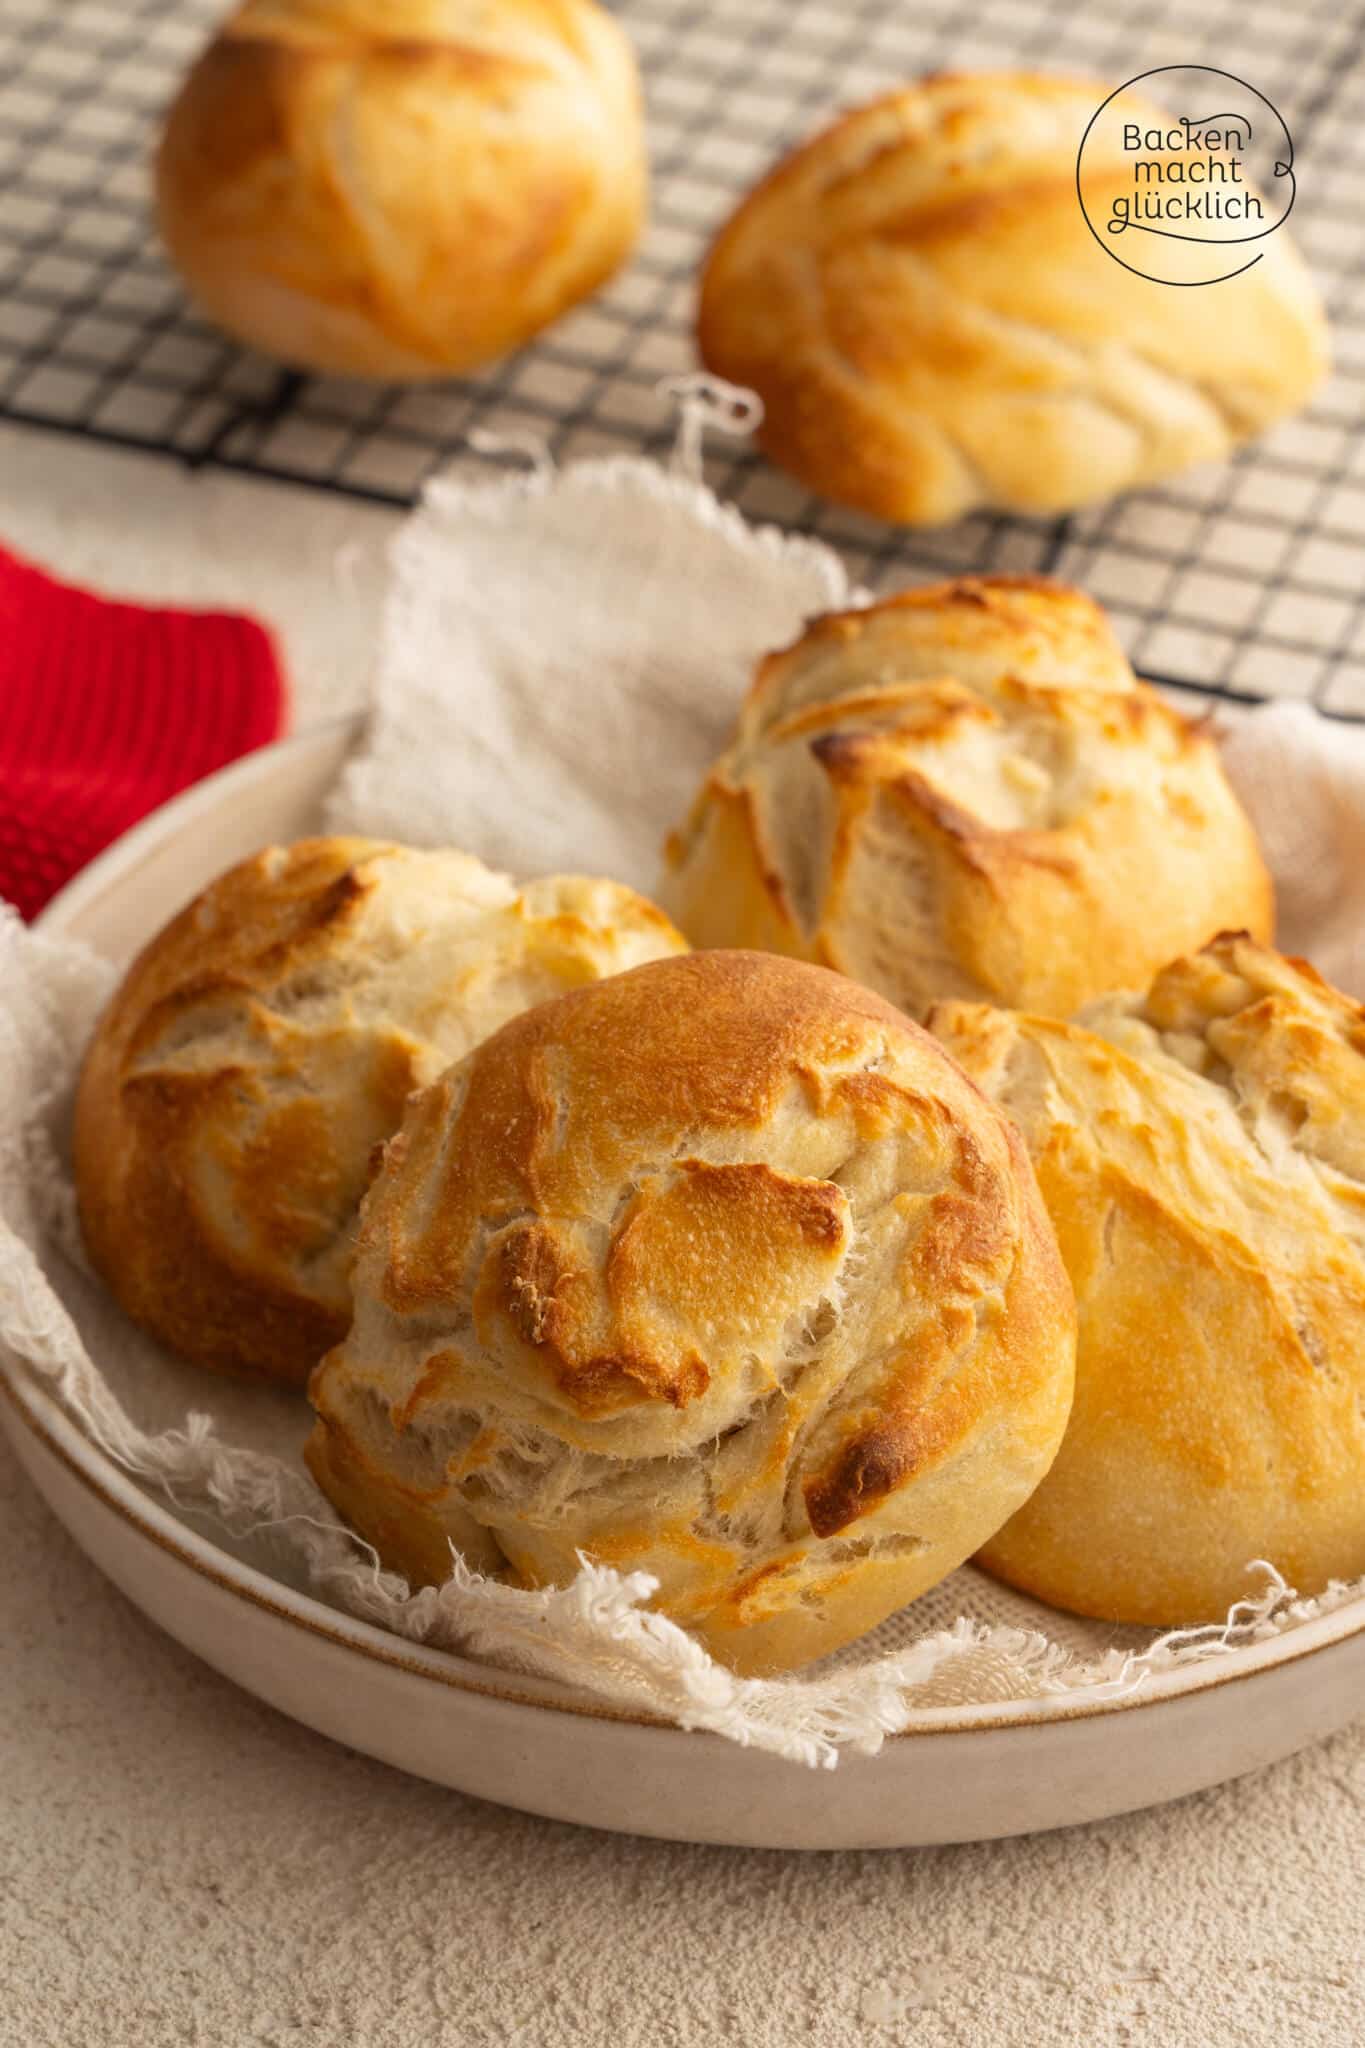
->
[{"left": 0, "top": 544, "right": 288, "bottom": 920}]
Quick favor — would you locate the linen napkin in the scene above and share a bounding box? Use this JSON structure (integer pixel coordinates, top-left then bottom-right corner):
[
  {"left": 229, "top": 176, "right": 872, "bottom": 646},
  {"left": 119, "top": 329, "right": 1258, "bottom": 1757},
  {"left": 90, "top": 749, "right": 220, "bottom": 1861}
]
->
[{"left": 0, "top": 541, "right": 286, "bottom": 919}]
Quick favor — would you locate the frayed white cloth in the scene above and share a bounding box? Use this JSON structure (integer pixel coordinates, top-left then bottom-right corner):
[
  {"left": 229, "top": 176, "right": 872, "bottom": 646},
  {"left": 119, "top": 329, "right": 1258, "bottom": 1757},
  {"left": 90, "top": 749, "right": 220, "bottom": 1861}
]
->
[
  {"left": 3, "top": 444, "right": 1365, "bottom": 1767},
  {"left": 1218, "top": 699, "right": 1365, "bottom": 997},
  {"left": 326, "top": 452, "right": 849, "bottom": 887}
]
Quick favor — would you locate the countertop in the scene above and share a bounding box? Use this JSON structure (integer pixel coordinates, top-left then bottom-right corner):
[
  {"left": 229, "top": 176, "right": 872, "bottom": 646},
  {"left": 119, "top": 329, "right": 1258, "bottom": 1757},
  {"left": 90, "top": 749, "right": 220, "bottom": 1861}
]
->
[{"left": 2, "top": 424, "right": 1363, "bottom": 2048}]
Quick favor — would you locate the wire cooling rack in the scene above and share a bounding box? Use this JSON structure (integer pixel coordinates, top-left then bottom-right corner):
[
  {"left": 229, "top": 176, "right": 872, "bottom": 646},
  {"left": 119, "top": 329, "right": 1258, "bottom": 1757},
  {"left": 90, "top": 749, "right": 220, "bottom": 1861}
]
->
[{"left": 1, "top": 0, "right": 1363, "bottom": 712}]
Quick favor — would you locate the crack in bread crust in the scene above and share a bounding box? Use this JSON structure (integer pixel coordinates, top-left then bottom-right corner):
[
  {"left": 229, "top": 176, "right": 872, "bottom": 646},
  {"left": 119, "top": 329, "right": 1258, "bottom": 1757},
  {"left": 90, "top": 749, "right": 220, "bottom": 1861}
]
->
[
  {"left": 664, "top": 578, "right": 1273, "bottom": 1022},
  {"left": 930, "top": 933, "right": 1365, "bottom": 1627},
  {"left": 306, "top": 949, "right": 1075, "bottom": 1676},
  {"left": 74, "top": 838, "right": 686, "bottom": 1387}
]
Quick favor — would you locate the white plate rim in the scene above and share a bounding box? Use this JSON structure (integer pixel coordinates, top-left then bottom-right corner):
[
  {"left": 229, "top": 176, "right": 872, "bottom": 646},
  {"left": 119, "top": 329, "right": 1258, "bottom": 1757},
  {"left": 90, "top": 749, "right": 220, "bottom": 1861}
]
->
[{"left": 6, "top": 718, "right": 1361, "bottom": 1749}]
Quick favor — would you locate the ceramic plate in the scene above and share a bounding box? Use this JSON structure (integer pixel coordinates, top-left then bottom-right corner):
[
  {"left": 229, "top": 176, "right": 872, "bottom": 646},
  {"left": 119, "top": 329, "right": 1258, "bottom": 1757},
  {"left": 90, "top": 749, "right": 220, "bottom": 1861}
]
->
[{"left": 6, "top": 720, "right": 1364, "bottom": 1850}]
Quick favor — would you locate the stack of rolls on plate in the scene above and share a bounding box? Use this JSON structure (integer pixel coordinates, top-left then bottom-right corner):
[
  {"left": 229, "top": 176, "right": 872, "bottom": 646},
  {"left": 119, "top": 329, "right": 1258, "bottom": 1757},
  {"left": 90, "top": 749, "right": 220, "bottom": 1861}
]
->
[{"left": 74, "top": 577, "right": 1365, "bottom": 1675}]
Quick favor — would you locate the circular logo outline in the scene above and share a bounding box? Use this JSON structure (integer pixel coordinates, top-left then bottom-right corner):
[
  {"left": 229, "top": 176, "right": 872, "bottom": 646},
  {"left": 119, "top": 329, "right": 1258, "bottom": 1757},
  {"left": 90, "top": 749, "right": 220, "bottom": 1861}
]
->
[{"left": 1075, "top": 66, "right": 1297, "bottom": 288}]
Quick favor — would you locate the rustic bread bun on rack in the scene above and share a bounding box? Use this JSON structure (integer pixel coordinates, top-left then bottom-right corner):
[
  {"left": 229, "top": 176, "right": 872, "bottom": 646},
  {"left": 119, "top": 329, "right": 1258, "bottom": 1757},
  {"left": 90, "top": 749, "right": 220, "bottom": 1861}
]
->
[
  {"left": 305, "top": 949, "right": 1076, "bottom": 1676},
  {"left": 931, "top": 933, "right": 1365, "bottom": 1625},
  {"left": 155, "top": 0, "right": 646, "bottom": 380},
  {"left": 697, "top": 72, "right": 1328, "bottom": 524},
  {"left": 663, "top": 576, "right": 1272, "bottom": 1020},
  {"left": 75, "top": 839, "right": 685, "bottom": 1389}
]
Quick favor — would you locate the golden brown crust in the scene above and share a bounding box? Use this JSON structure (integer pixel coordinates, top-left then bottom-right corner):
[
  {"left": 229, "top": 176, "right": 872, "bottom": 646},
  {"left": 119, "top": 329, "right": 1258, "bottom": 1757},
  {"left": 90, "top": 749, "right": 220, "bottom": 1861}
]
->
[
  {"left": 664, "top": 576, "right": 1273, "bottom": 1020},
  {"left": 154, "top": 0, "right": 646, "bottom": 378},
  {"left": 75, "top": 838, "right": 686, "bottom": 1388},
  {"left": 930, "top": 933, "right": 1365, "bottom": 1623},
  {"left": 698, "top": 72, "right": 1328, "bottom": 523},
  {"left": 307, "top": 949, "right": 1076, "bottom": 1674}
]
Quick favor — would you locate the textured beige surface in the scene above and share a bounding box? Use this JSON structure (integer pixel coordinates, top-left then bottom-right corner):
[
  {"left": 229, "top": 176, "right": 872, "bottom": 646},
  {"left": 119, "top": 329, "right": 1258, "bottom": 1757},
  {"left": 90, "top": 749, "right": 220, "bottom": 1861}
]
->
[{"left": 3, "top": 1424, "right": 1363, "bottom": 2046}]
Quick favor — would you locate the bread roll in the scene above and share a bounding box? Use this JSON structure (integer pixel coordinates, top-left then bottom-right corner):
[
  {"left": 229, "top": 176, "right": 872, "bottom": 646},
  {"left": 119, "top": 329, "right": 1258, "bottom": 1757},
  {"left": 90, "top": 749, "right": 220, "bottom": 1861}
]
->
[
  {"left": 931, "top": 934, "right": 1365, "bottom": 1624},
  {"left": 664, "top": 576, "right": 1272, "bottom": 1020},
  {"left": 155, "top": 0, "right": 646, "bottom": 380},
  {"left": 306, "top": 949, "right": 1076, "bottom": 1675},
  {"left": 698, "top": 73, "right": 1328, "bottom": 524},
  {"left": 75, "top": 839, "right": 685, "bottom": 1388}
]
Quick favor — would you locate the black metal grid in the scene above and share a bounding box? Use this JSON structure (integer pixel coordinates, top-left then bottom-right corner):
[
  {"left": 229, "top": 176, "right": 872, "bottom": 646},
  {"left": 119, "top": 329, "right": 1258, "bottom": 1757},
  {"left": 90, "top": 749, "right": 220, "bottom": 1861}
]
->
[{"left": 2, "top": 0, "right": 1363, "bottom": 713}]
